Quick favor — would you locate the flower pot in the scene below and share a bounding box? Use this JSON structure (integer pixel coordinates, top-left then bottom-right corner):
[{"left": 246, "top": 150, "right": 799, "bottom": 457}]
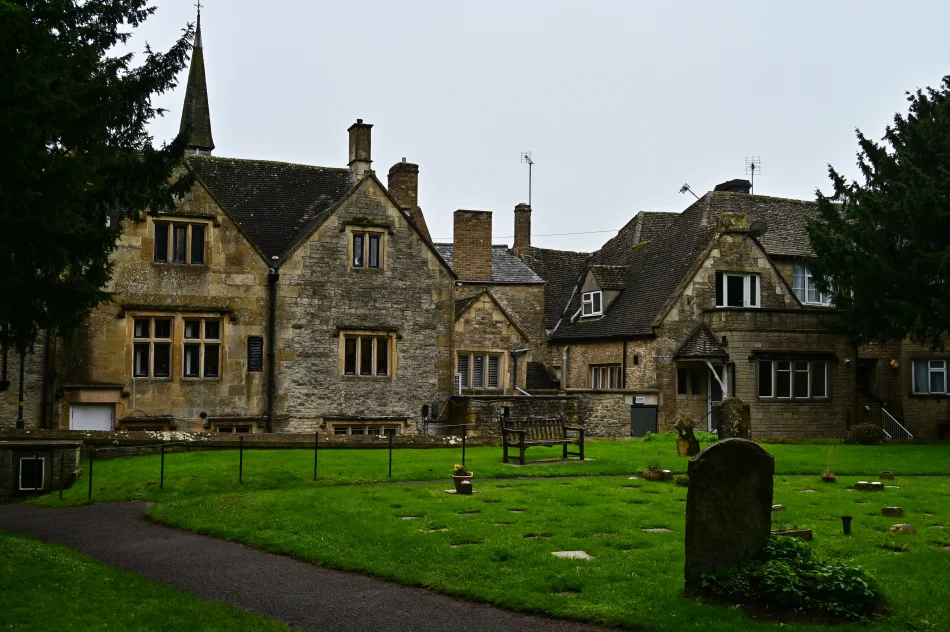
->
[
  {"left": 452, "top": 475, "right": 473, "bottom": 494},
  {"left": 644, "top": 470, "right": 663, "bottom": 482},
  {"left": 821, "top": 474, "right": 837, "bottom": 483}
]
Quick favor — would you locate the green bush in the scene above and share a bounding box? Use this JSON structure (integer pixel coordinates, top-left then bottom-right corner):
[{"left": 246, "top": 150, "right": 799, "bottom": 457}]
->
[
  {"left": 674, "top": 474, "right": 689, "bottom": 487},
  {"left": 843, "top": 423, "right": 888, "bottom": 445},
  {"left": 699, "top": 536, "right": 882, "bottom": 621}
]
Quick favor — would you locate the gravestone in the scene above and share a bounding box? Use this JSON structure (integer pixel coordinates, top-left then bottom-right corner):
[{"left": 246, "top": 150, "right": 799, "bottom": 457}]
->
[
  {"left": 685, "top": 438, "right": 774, "bottom": 589},
  {"left": 717, "top": 397, "right": 751, "bottom": 439},
  {"left": 674, "top": 413, "right": 701, "bottom": 457}
]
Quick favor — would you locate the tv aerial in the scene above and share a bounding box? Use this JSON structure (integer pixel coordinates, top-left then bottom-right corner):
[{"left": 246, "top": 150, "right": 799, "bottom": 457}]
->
[{"left": 745, "top": 157, "right": 761, "bottom": 195}]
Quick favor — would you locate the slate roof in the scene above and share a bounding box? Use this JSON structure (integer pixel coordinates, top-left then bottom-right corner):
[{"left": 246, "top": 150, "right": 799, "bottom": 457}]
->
[
  {"left": 590, "top": 265, "right": 628, "bottom": 290},
  {"left": 589, "top": 211, "right": 679, "bottom": 266},
  {"left": 675, "top": 325, "right": 728, "bottom": 358},
  {"left": 179, "top": 15, "right": 214, "bottom": 152},
  {"left": 516, "top": 246, "right": 590, "bottom": 330},
  {"left": 550, "top": 191, "right": 821, "bottom": 341},
  {"left": 433, "top": 244, "right": 544, "bottom": 284},
  {"left": 188, "top": 155, "right": 356, "bottom": 261}
]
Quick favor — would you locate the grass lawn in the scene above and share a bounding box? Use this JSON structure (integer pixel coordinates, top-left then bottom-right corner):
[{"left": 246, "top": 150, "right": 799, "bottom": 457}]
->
[
  {"left": 0, "top": 530, "right": 288, "bottom": 632},
  {"left": 147, "top": 475, "right": 950, "bottom": 632},
  {"left": 31, "top": 438, "right": 950, "bottom": 507}
]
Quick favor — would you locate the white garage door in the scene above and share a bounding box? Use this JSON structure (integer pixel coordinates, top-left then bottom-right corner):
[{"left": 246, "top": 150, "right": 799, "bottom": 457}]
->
[{"left": 69, "top": 404, "right": 114, "bottom": 431}]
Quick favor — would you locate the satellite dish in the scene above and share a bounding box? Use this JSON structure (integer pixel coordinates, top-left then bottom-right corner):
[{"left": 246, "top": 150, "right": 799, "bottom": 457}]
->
[{"left": 748, "top": 220, "right": 768, "bottom": 238}]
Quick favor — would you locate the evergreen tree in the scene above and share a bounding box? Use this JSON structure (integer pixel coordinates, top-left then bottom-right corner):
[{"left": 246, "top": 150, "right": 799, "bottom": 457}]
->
[
  {"left": 808, "top": 76, "right": 950, "bottom": 348},
  {"left": 0, "top": 1, "right": 196, "bottom": 353}
]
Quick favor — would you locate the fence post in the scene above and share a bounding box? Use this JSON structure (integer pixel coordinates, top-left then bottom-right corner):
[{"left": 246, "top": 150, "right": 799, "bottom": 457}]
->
[
  {"left": 462, "top": 425, "right": 467, "bottom": 466},
  {"left": 388, "top": 432, "right": 393, "bottom": 477},
  {"left": 239, "top": 435, "right": 244, "bottom": 484},
  {"left": 87, "top": 446, "right": 94, "bottom": 502},
  {"left": 160, "top": 444, "right": 165, "bottom": 489},
  {"left": 59, "top": 451, "right": 64, "bottom": 500},
  {"left": 313, "top": 430, "right": 320, "bottom": 481}
]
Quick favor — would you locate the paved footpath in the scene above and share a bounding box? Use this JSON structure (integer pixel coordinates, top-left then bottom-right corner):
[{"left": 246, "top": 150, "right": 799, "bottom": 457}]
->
[{"left": 0, "top": 503, "right": 619, "bottom": 632}]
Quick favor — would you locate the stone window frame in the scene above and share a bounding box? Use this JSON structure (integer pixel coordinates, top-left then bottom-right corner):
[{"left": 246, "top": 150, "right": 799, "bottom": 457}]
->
[
  {"left": 153, "top": 218, "right": 210, "bottom": 265},
  {"left": 339, "top": 331, "right": 397, "bottom": 379},
  {"left": 129, "top": 312, "right": 225, "bottom": 381},
  {"left": 581, "top": 291, "right": 603, "bottom": 317},
  {"left": 590, "top": 364, "right": 621, "bottom": 390},
  {"left": 182, "top": 317, "right": 222, "bottom": 379},
  {"left": 132, "top": 316, "right": 174, "bottom": 378},
  {"left": 331, "top": 423, "right": 400, "bottom": 437},
  {"left": 715, "top": 271, "right": 760, "bottom": 308},
  {"left": 757, "top": 359, "right": 829, "bottom": 401},
  {"left": 675, "top": 365, "right": 705, "bottom": 397},
  {"left": 348, "top": 227, "right": 387, "bottom": 271},
  {"left": 214, "top": 423, "right": 254, "bottom": 434},
  {"left": 456, "top": 352, "right": 502, "bottom": 390}
]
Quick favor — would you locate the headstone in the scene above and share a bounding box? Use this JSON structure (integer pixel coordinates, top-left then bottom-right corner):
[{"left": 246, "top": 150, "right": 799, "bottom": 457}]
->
[
  {"left": 685, "top": 438, "right": 774, "bottom": 589},
  {"left": 717, "top": 398, "right": 752, "bottom": 439},
  {"left": 889, "top": 523, "right": 917, "bottom": 535},
  {"left": 854, "top": 481, "right": 871, "bottom": 491},
  {"left": 772, "top": 504, "right": 787, "bottom": 512},
  {"left": 674, "top": 413, "right": 701, "bottom": 456},
  {"left": 552, "top": 550, "right": 592, "bottom": 560},
  {"left": 882, "top": 507, "right": 904, "bottom": 517},
  {"left": 880, "top": 471, "right": 894, "bottom": 480},
  {"left": 870, "top": 482, "right": 884, "bottom": 491}
]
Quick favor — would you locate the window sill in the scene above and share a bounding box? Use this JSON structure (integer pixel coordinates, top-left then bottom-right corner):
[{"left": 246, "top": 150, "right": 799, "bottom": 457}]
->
[
  {"left": 131, "top": 376, "right": 173, "bottom": 381},
  {"left": 909, "top": 393, "right": 949, "bottom": 399},
  {"left": 152, "top": 262, "right": 209, "bottom": 268},
  {"left": 181, "top": 377, "right": 222, "bottom": 381},
  {"left": 349, "top": 267, "right": 384, "bottom": 272},
  {"left": 757, "top": 397, "right": 831, "bottom": 403},
  {"left": 342, "top": 375, "right": 394, "bottom": 380}
]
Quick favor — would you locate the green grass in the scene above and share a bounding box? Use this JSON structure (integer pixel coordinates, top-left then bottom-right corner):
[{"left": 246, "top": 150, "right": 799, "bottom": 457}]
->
[
  {"left": 32, "top": 439, "right": 950, "bottom": 507},
  {"left": 0, "top": 530, "right": 288, "bottom": 632},
  {"left": 148, "top": 475, "right": 950, "bottom": 632}
]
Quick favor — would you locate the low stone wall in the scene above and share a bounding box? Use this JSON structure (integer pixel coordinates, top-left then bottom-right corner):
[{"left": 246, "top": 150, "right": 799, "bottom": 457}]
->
[
  {"left": 575, "top": 392, "right": 631, "bottom": 437},
  {"left": 445, "top": 395, "right": 582, "bottom": 439}
]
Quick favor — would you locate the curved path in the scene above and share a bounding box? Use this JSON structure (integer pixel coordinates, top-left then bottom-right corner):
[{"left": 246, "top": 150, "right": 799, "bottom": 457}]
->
[{"left": 0, "top": 502, "right": 621, "bottom": 632}]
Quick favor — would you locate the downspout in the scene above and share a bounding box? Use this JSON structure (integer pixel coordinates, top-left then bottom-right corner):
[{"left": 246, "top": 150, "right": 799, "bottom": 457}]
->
[
  {"left": 40, "top": 331, "right": 52, "bottom": 429},
  {"left": 561, "top": 345, "right": 570, "bottom": 390},
  {"left": 621, "top": 339, "right": 628, "bottom": 389},
  {"left": 266, "top": 268, "right": 279, "bottom": 433},
  {"left": 510, "top": 348, "right": 530, "bottom": 396}
]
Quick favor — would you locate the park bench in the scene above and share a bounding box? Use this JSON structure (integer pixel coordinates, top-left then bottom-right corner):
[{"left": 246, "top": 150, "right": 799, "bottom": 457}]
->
[{"left": 500, "top": 416, "right": 585, "bottom": 465}]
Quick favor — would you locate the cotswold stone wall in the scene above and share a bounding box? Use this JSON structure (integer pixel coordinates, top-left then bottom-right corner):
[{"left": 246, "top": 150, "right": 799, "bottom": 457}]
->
[
  {"left": 457, "top": 284, "right": 546, "bottom": 357},
  {"left": 454, "top": 293, "right": 526, "bottom": 394},
  {"left": 0, "top": 440, "right": 81, "bottom": 497},
  {"left": 277, "top": 178, "right": 455, "bottom": 433},
  {"left": 0, "top": 334, "right": 47, "bottom": 431},
  {"left": 53, "top": 180, "right": 271, "bottom": 431},
  {"left": 446, "top": 395, "right": 580, "bottom": 440},
  {"left": 576, "top": 392, "right": 630, "bottom": 437}
]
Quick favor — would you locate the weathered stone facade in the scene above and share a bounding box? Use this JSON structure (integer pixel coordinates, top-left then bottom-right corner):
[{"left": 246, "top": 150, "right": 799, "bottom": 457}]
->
[{"left": 0, "top": 336, "right": 46, "bottom": 430}]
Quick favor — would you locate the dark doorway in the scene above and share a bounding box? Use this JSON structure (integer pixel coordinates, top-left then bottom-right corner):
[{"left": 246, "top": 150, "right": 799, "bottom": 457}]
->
[{"left": 630, "top": 406, "right": 658, "bottom": 437}]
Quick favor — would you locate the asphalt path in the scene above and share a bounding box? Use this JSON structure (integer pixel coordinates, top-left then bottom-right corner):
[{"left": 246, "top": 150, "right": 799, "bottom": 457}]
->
[{"left": 0, "top": 502, "right": 622, "bottom": 632}]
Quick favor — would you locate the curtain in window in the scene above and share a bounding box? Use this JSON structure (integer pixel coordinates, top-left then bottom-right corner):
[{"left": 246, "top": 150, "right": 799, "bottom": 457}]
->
[
  {"left": 914, "top": 361, "right": 929, "bottom": 393},
  {"left": 792, "top": 263, "right": 806, "bottom": 302}
]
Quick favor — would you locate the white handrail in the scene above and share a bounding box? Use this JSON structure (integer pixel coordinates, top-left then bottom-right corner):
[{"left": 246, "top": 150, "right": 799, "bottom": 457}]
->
[{"left": 882, "top": 408, "right": 913, "bottom": 440}]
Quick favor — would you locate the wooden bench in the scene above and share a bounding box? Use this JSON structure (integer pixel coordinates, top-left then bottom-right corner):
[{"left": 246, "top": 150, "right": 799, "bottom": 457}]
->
[{"left": 500, "top": 416, "right": 585, "bottom": 465}]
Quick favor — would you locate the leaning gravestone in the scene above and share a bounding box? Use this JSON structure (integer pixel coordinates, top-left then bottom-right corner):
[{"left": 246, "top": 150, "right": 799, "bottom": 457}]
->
[
  {"left": 717, "top": 397, "right": 752, "bottom": 439},
  {"left": 685, "top": 438, "right": 774, "bottom": 589},
  {"left": 674, "top": 413, "right": 701, "bottom": 457}
]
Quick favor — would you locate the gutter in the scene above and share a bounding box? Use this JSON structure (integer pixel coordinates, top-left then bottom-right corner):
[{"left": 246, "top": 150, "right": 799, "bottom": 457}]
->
[{"left": 266, "top": 268, "right": 279, "bottom": 433}]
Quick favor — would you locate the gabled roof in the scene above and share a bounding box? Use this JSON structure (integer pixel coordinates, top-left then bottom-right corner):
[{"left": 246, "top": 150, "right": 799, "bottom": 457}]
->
[
  {"left": 675, "top": 324, "right": 728, "bottom": 359},
  {"left": 716, "top": 192, "right": 819, "bottom": 258},
  {"left": 589, "top": 265, "right": 628, "bottom": 290},
  {"left": 589, "top": 211, "right": 679, "bottom": 266},
  {"left": 515, "top": 246, "right": 590, "bottom": 330},
  {"left": 434, "top": 244, "right": 544, "bottom": 284},
  {"left": 453, "top": 289, "right": 528, "bottom": 340},
  {"left": 187, "top": 155, "right": 356, "bottom": 261},
  {"left": 455, "top": 296, "right": 477, "bottom": 320},
  {"left": 179, "top": 13, "right": 214, "bottom": 153}
]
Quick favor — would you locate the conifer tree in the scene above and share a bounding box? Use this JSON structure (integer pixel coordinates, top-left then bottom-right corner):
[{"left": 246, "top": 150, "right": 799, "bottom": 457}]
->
[{"left": 808, "top": 76, "right": 950, "bottom": 348}]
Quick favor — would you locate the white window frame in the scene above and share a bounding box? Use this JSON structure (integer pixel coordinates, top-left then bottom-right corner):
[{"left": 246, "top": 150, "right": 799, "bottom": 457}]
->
[
  {"left": 757, "top": 359, "right": 829, "bottom": 400},
  {"left": 717, "top": 272, "right": 760, "bottom": 308},
  {"left": 18, "top": 456, "right": 44, "bottom": 491},
  {"left": 581, "top": 291, "right": 603, "bottom": 317},
  {"left": 794, "top": 263, "right": 833, "bottom": 306},
  {"left": 590, "top": 364, "right": 621, "bottom": 390},
  {"left": 913, "top": 359, "right": 948, "bottom": 395}
]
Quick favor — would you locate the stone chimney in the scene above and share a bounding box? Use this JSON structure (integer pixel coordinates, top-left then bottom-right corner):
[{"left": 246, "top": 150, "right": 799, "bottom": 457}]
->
[
  {"left": 388, "top": 159, "right": 431, "bottom": 242},
  {"left": 347, "top": 119, "right": 372, "bottom": 178},
  {"left": 453, "top": 210, "right": 493, "bottom": 281},
  {"left": 713, "top": 179, "right": 752, "bottom": 194},
  {"left": 513, "top": 203, "right": 531, "bottom": 251}
]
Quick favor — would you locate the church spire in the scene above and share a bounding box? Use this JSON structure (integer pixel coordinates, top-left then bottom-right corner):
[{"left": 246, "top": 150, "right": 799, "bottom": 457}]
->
[{"left": 179, "top": 5, "right": 215, "bottom": 154}]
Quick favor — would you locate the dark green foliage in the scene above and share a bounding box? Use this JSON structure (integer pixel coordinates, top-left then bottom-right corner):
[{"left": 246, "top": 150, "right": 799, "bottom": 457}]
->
[
  {"left": 844, "top": 423, "right": 888, "bottom": 445},
  {"left": 700, "top": 536, "right": 883, "bottom": 621},
  {"left": 674, "top": 474, "right": 690, "bottom": 487},
  {"left": 807, "top": 76, "right": 950, "bottom": 348},
  {"left": 0, "top": 1, "right": 196, "bottom": 351}
]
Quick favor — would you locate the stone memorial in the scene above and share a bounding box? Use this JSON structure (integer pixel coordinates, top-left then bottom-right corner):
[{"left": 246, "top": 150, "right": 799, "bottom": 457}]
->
[
  {"left": 717, "top": 398, "right": 752, "bottom": 439},
  {"left": 685, "top": 438, "right": 774, "bottom": 588},
  {"left": 674, "top": 413, "right": 701, "bottom": 457}
]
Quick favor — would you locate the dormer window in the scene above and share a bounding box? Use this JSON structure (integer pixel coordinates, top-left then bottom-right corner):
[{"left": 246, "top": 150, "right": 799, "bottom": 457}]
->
[
  {"left": 715, "top": 272, "right": 759, "bottom": 308},
  {"left": 582, "top": 291, "right": 603, "bottom": 317}
]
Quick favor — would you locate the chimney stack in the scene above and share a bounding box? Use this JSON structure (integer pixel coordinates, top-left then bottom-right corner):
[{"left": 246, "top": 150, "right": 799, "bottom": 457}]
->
[
  {"left": 388, "top": 159, "right": 431, "bottom": 242},
  {"left": 513, "top": 203, "right": 531, "bottom": 251},
  {"left": 453, "top": 210, "right": 493, "bottom": 281},
  {"left": 347, "top": 119, "right": 373, "bottom": 178},
  {"left": 713, "top": 179, "right": 752, "bottom": 194}
]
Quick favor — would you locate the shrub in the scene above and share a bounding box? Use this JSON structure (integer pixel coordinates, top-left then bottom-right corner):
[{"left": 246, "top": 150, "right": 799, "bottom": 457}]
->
[
  {"left": 699, "top": 536, "right": 882, "bottom": 621},
  {"left": 646, "top": 457, "right": 663, "bottom": 472},
  {"left": 674, "top": 474, "right": 689, "bottom": 487},
  {"left": 843, "top": 423, "right": 887, "bottom": 445}
]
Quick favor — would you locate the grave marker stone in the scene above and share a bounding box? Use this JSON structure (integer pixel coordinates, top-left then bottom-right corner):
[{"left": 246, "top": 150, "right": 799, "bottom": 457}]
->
[
  {"left": 685, "top": 438, "right": 774, "bottom": 589},
  {"left": 717, "top": 398, "right": 751, "bottom": 439}
]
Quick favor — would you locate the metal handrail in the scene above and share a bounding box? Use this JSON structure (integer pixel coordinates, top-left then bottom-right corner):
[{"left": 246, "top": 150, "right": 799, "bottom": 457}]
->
[{"left": 882, "top": 408, "right": 913, "bottom": 440}]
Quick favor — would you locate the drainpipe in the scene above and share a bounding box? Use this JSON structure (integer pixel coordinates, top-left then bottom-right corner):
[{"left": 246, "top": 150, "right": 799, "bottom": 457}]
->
[
  {"left": 266, "top": 268, "right": 279, "bottom": 433},
  {"left": 621, "top": 339, "right": 628, "bottom": 389},
  {"left": 510, "top": 348, "right": 530, "bottom": 395},
  {"left": 40, "top": 332, "right": 52, "bottom": 429},
  {"left": 561, "top": 345, "right": 570, "bottom": 390}
]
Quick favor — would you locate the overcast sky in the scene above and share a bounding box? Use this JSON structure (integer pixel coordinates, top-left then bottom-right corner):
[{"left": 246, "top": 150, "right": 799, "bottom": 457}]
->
[{"left": 135, "top": 1, "right": 950, "bottom": 252}]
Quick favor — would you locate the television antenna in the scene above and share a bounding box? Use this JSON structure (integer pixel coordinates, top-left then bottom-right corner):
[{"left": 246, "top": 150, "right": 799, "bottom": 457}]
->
[
  {"left": 745, "top": 157, "right": 761, "bottom": 195},
  {"left": 679, "top": 183, "right": 699, "bottom": 200},
  {"left": 521, "top": 152, "right": 534, "bottom": 207}
]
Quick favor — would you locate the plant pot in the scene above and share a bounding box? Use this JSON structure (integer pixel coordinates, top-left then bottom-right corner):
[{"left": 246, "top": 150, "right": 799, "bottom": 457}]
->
[
  {"left": 452, "top": 475, "right": 473, "bottom": 494},
  {"left": 821, "top": 474, "right": 837, "bottom": 483},
  {"left": 644, "top": 470, "right": 663, "bottom": 482}
]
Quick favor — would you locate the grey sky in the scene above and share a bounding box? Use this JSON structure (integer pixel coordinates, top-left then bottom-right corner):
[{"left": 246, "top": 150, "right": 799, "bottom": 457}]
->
[{"left": 137, "top": 1, "right": 950, "bottom": 252}]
